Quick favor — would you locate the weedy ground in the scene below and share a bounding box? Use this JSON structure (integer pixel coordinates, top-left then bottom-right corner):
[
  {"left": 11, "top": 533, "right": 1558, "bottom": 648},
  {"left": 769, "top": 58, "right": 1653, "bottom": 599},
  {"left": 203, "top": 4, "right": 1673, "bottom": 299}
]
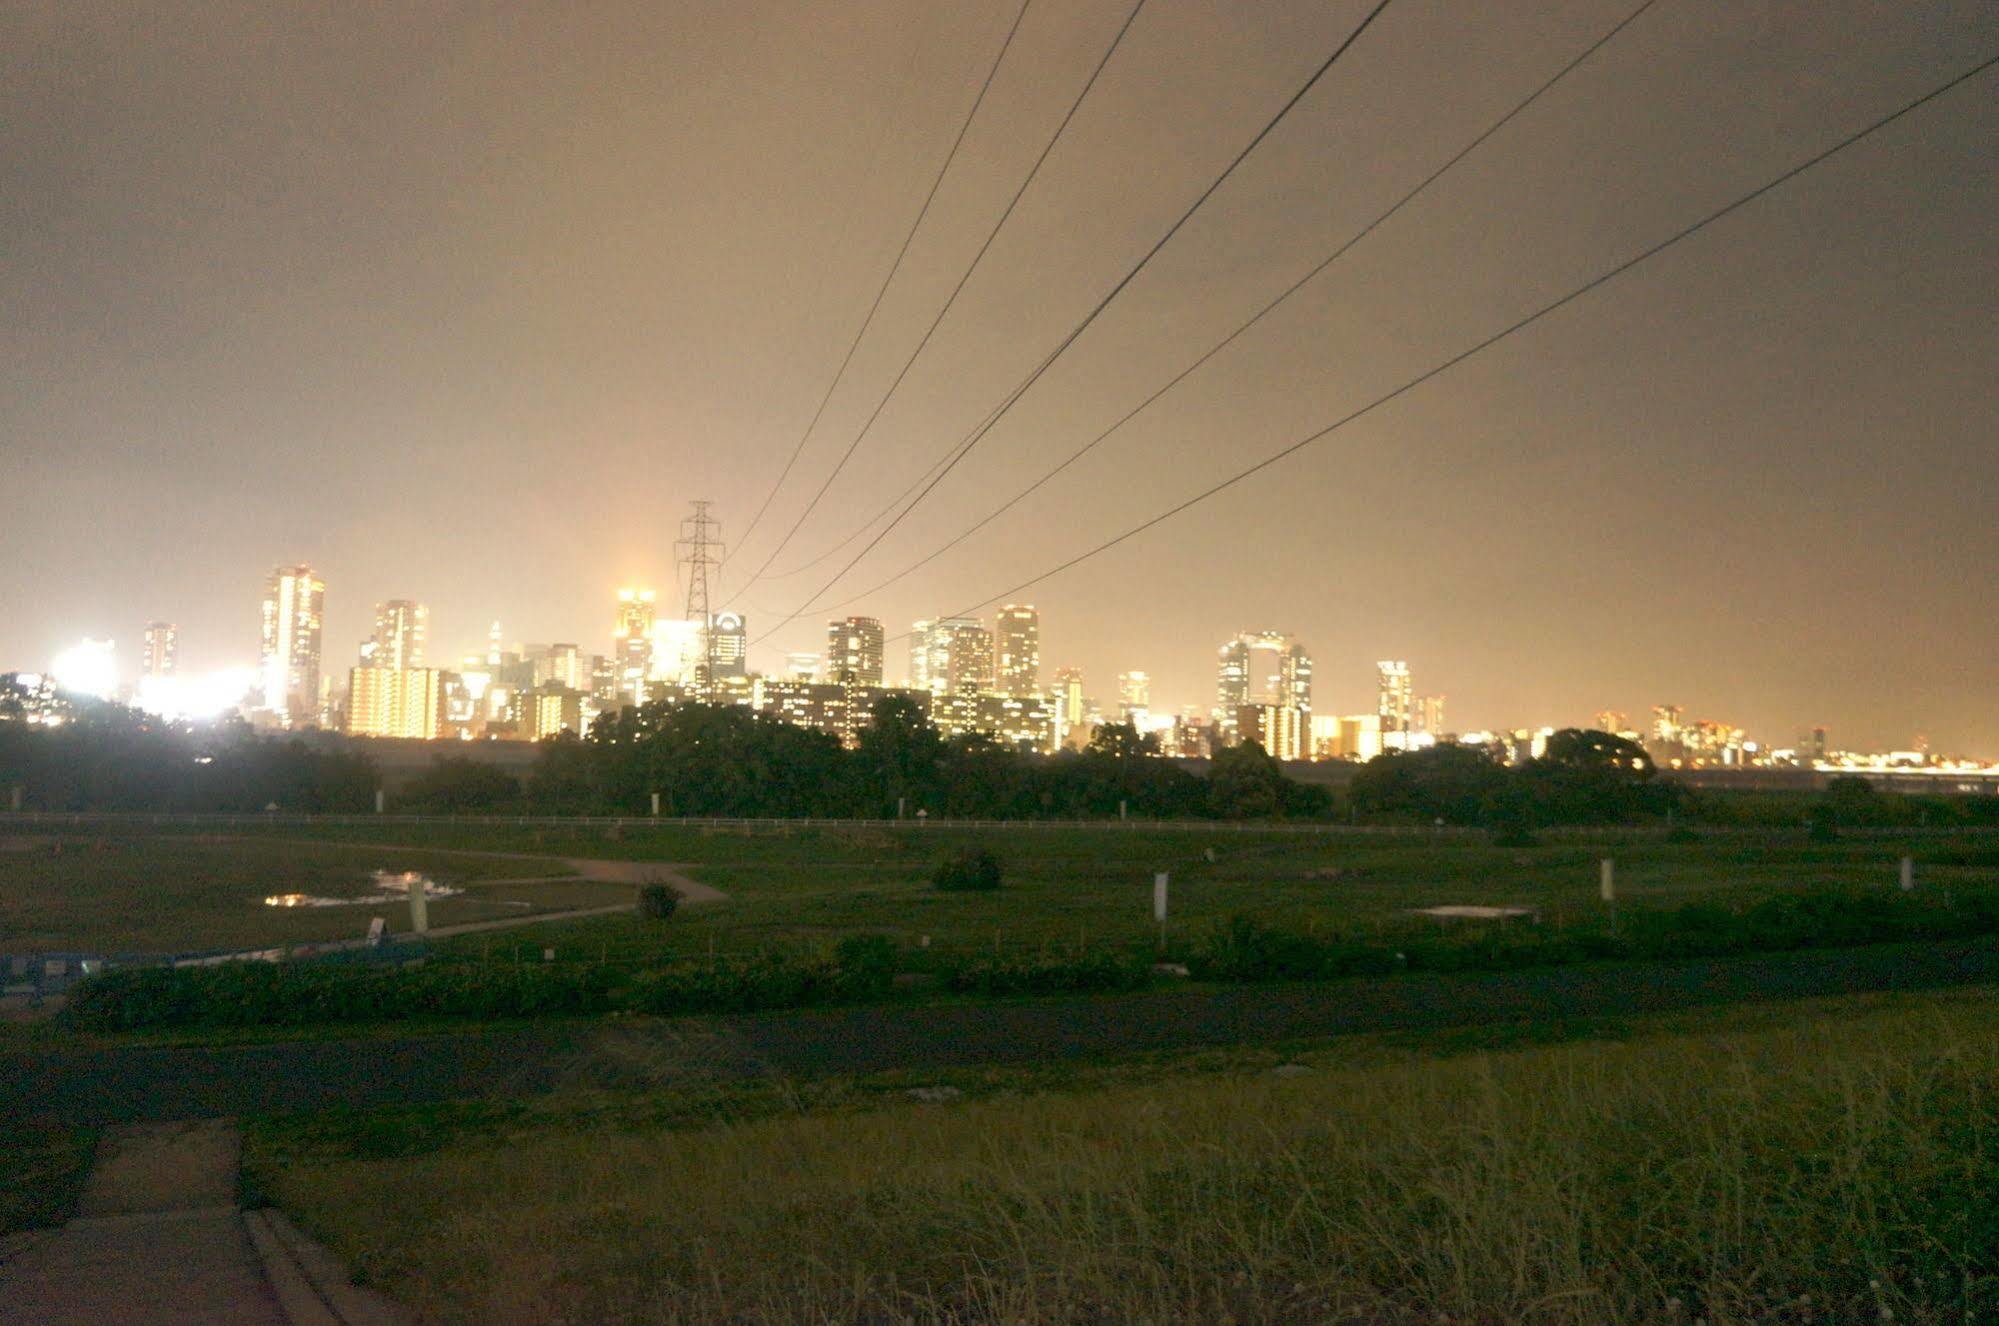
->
[{"left": 247, "top": 985, "right": 1999, "bottom": 1325}]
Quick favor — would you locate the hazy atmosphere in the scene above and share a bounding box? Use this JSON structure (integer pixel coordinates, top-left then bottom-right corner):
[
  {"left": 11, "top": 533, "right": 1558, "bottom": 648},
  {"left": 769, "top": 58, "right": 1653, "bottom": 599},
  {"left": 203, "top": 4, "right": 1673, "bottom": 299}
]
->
[{"left": 5, "top": 0, "right": 1995, "bottom": 750}]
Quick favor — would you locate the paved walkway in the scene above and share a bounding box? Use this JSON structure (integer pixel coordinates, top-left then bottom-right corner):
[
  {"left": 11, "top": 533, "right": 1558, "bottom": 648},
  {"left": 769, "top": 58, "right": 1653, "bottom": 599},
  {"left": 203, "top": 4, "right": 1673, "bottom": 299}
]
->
[{"left": 0, "top": 1121, "right": 408, "bottom": 1325}]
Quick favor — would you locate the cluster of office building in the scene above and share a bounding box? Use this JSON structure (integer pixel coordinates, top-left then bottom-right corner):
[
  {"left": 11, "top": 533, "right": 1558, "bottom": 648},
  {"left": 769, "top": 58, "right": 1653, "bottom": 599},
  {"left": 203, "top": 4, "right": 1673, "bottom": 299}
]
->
[{"left": 17, "top": 562, "right": 1974, "bottom": 778}]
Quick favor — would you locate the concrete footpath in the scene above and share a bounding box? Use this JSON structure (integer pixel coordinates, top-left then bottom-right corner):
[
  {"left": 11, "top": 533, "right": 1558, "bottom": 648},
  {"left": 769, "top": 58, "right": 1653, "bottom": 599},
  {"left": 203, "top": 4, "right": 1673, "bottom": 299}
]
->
[{"left": 0, "top": 1121, "right": 407, "bottom": 1326}]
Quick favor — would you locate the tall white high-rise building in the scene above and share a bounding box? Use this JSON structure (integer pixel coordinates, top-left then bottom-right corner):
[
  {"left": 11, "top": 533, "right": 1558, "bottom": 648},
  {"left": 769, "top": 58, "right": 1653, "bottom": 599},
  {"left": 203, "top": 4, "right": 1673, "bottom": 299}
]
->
[
  {"left": 614, "top": 589, "right": 656, "bottom": 703},
  {"left": 910, "top": 617, "right": 993, "bottom": 695},
  {"left": 994, "top": 605, "right": 1040, "bottom": 698},
  {"left": 260, "top": 565, "right": 325, "bottom": 727},
  {"left": 1215, "top": 631, "right": 1311, "bottom": 745},
  {"left": 826, "top": 616, "right": 884, "bottom": 686},
  {"left": 363, "top": 600, "right": 427, "bottom": 672},
  {"left": 1377, "top": 661, "right": 1413, "bottom": 750},
  {"left": 1117, "top": 670, "right": 1151, "bottom": 725},
  {"left": 142, "top": 621, "right": 178, "bottom": 678}
]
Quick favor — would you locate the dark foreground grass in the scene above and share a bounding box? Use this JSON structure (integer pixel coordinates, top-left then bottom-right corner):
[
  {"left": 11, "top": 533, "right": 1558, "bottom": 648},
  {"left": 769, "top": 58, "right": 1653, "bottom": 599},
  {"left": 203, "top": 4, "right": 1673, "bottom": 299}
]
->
[
  {"left": 249, "top": 986, "right": 1999, "bottom": 1325},
  {"left": 0, "top": 1119, "right": 97, "bottom": 1235}
]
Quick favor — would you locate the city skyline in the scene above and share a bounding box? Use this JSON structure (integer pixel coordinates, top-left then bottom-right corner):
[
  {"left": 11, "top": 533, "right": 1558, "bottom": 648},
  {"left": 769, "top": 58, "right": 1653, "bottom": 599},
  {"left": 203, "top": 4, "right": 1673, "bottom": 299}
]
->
[
  {"left": 4, "top": 2, "right": 1994, "bottom": 752},
  {"left": 17, "top": 549, "right": 1990, "bottom": 766}
]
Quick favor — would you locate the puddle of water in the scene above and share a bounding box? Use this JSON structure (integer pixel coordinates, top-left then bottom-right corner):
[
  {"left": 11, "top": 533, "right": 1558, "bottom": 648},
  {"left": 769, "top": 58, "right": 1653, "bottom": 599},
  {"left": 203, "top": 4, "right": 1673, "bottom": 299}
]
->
[{"left": 264, "top": 869, "right": 464, "bottom": 909}]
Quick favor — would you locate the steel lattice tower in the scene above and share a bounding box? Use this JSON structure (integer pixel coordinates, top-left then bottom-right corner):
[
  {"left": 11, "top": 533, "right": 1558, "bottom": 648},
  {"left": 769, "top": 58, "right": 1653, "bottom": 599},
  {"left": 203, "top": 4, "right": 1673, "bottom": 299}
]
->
[{"left": 677, "top": 500, "right": 725, "bottom": 685}]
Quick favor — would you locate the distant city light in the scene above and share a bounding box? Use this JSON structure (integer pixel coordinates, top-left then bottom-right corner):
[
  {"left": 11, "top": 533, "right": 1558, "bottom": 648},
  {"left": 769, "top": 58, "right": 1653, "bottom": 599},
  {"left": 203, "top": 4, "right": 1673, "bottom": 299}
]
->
[
  {"left": 134, "top": 667, "right": 259, "bottom": 721},
  {"left": 51, "top": 638, "right": 117, "bottom": 699}
]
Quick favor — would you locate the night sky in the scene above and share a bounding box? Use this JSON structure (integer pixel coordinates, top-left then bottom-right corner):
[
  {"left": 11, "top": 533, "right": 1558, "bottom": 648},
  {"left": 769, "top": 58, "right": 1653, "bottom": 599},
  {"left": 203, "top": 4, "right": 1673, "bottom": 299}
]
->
[{"left": 4, "top": 0, "right": 1994, "bottom": 751}]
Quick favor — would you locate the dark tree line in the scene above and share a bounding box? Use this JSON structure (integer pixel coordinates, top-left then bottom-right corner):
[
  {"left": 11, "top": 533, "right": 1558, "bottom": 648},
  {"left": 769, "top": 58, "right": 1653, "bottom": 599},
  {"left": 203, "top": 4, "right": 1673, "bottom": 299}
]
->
[
  {"left": 510, "top": 696, "right": 1332, "bottom": 821},
  {"left": 0, "top": 711, "right": 374, "bottom": 813},
  {"left": 1348, "top": 728, "right": 1679, "bottom": 828},
  {"left": 25, "top": 700, "right": 1975, "bottom": 830}
]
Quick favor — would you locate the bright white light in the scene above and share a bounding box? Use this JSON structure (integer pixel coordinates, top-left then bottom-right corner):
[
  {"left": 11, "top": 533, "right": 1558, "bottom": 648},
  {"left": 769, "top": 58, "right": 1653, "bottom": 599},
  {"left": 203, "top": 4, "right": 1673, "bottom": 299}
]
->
[
  {"left": 51, "top": 639, "right": 117, "bottom": 699},
  {"left": 134, "top": 666, "right": 259, "bottom": 721}
]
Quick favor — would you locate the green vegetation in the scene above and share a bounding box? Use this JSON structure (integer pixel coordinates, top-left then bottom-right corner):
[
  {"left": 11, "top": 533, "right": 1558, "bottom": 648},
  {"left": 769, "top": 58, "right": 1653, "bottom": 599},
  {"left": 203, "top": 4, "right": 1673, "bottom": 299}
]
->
[
  {"left": 931, "top": 844, "right": 1002, "bottom": 891},
  {"left": 0, "top": 1119, "right": 97, "bottom": 1235},
  {"left": 0, "top": 836, "right": 603, "bottom": 952},
  {"left": 66, "top": 882, "right": 1999, "bottom": 1032},
  {"left": 246, "top": 987, "right": 1999, "bottom": 1324}
]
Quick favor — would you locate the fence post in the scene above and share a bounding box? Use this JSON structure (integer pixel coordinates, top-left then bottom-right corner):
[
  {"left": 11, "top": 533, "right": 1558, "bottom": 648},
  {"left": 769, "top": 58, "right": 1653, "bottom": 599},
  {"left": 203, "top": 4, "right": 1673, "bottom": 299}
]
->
[
  {"left": 1900, "top": 856, "right": 1915, "bottom": 891},
  {"left": 1600, "top": 859, "right": 1617, "bottom": 933}
]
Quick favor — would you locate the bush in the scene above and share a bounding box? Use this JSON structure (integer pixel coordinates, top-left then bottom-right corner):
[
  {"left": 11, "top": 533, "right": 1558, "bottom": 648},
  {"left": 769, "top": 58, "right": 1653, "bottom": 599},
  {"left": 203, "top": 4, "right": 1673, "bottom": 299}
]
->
[
  {"left": 934, "top": 847, "right": 1002, "bottom": 892},
  {"left": 942, "top": 949, "right": 1150, "bottom": 996},
  {"left": 637, "top": 884, "right": 679, "bottom": 920},
  {"left": 64, "top": 960, "right": 622, "bottom": 1032}
]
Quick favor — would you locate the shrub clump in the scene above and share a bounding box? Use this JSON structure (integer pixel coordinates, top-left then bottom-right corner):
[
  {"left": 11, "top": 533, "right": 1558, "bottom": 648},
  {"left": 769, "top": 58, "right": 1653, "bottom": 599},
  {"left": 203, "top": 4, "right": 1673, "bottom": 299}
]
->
[
  {"left": 628, "top": 935, "right": 903, "bottom": 1015},
  {"left": 637, "top": 883, "right": 680, "bottom": 920},
  {"left": 942, "top": 949, "right": 1151, "bottom": 996},
  {"left": 64, "top": 960, "right": 622, "bottom": 1033},
  {"left": 933, "top": 847, "right": 1002, "bottom": 892}
]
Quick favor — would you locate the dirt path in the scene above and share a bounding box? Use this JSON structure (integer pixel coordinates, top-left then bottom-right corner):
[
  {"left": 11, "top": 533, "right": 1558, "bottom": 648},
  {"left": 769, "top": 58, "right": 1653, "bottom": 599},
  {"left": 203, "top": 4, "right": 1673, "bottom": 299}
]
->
[
  {"left": 0, "top": 1121, "right": 409, "bottom": 1325},
  {"left": 199, "top": 835, "right": 726, "bottom": 903},
  {"left": 7, "top": 937, "right": 1997, "bottom": 1126}
]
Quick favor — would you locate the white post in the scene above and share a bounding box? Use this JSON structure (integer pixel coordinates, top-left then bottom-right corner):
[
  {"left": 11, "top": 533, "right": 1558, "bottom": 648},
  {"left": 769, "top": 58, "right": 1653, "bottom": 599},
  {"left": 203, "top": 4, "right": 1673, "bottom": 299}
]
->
[
  {"left": 1900, "top": 856, "right": 1915, "bottom": 891},
  {"left": 650, "top": 791, "right": 661, "bottom": 817},
  {"left": 1600, "top": 858, "right": 1617, "bottom": 933},
  {"left": 408, "top": 878, "right": 429, "bottom": 934},
  {"left": 897, "top": 796, "right": 906, "bottom": 820},
  {"left": 1153, "top": 871, "right": 1169, "bottom": 952},
  {"left": 1120, "top": 799, "right": 1128, "bottom": 821},
  {"left": 374, "top": 788, "right": 385, "bottom": 815}
]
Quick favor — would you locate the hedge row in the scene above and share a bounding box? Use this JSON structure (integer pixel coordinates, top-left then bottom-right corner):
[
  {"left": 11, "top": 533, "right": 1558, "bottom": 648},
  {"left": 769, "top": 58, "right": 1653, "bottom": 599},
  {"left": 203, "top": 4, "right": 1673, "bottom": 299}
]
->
[
  {"left": 62, "top": 885, "right": 1999, "bottom": 1032},
  {"left": 1188, "top": 885, "right": 1999, "bottom": 982},
  {"left": 64, "top": 960, "right": 622, "bottom": 1032}
]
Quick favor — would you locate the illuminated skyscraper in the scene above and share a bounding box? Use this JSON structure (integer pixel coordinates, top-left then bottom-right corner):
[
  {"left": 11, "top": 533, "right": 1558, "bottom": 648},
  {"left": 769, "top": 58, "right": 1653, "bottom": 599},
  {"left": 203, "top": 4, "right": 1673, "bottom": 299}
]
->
[
  {"left": 532, "top": 643, "right": 584, "bottom": 690},
  {"left": 994, "top": 605, "right": 1040, "bottom": 698},
  {"left": 613, "top": 589, "right": 656, "bottom": 703},
  {"left": 708, "top": 611, "right": 748, "bottom": 679},
  {"left": 142, "top": 621, "right": 178, "bottom": 678},
  {"left": 345, "top": 666, "right": 445, "bottom": 739},
  {"left": 1216, "top": 632, "right": 1311, "bottom": 745},
  {"left": 260, "top": 565, "right": 325, "bottom": 727},
  {"left": 1053, "top": 666, "right": 1085, "bottom": 746},
  {"left": 826, "top": 616, "right": 884, "bottom": 686},
  {"left": 363, "top": 600, "right": 427, "bottom": 672},
  {"left": 911, "top": 617, "right": 992, "bottom": 695},
  {"left": 1416, "top": 694, "right": 1446, "bottom": 737},
  {"left": 1117, "top": 670, "right": 1151, "bottom": 725},
  {"left": 1376, "top": 661, "right": 1412, "bottom": 749},
  {"left": 785, "top": 652, "right": 822, "bottom": 681}
]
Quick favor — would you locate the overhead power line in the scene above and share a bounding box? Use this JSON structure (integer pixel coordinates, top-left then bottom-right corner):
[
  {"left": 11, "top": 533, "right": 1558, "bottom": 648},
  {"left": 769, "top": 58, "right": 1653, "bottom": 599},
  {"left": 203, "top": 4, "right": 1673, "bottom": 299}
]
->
[
  {"left": 750, "top": 0, "right": 1397, "bottom": 643},
  {"left": 725, "top": 0, "right": 1151, "bottom": 602},
  {"left": 811, "top": 0, "right": 1659, "bottom": 615},
  {"left": 878, "top": 50, "right": 1999, "bottom": 647},
  {"left": 727, "top": 0, "right": 1035, "bottom": 563}
]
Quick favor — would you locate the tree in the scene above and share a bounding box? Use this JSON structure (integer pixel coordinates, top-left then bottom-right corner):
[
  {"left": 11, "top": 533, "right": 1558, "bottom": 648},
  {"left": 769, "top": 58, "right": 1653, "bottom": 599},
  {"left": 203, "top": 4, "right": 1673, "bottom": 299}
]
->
[
  {"left": 398, "top": 757, "right": 520, "bottom": 813},
  {"left": 1349, "top": 744, "right": 1507, "bottom": 825},
  {"left": 853, "top": 694, "right": 943, "bottom": 817},
  {"left": 1517, "top": 728, "right": 1673, "bottom": 824},
  {"left": 1208, "top": 741, "right": 1287, "bottom": 819}
]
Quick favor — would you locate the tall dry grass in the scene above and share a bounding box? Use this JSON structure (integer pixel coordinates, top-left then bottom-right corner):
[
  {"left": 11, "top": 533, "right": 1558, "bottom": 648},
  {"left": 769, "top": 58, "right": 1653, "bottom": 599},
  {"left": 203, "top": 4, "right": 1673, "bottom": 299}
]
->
[{"left": 264, "top": 995, "right": 1999, "bottom": 1324}]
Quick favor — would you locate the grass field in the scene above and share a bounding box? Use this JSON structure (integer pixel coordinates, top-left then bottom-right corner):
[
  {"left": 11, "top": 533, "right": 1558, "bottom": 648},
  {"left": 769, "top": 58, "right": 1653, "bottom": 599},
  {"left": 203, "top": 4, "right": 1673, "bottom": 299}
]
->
[
  {"left": 0, "top": 1119, "right": 96, "bottom": 1235},
  {"left": 0, "top": 835, "right": 617, "bottom": 953},
  {"left": 8, "top": 821, "right": 1993, "bottom": 963},
  {"left": 383, "top": 822, "right": 1996, "bottom": 964},
  {"left": 247, "top": 985, "right": 1999, "bottom": 1324}
]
